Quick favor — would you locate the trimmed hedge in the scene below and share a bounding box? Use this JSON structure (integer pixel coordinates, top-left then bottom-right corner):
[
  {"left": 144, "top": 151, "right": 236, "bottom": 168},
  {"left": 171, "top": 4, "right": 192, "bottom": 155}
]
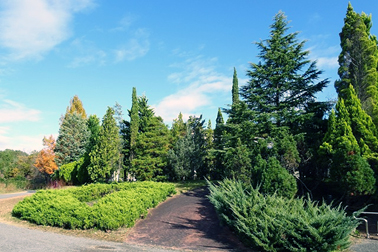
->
[
  {"left": 208, "top": 179, "right": 360, "bottom": 252},
  {"left": 12, "top": 181, "right": 176, "bottom": 230}
]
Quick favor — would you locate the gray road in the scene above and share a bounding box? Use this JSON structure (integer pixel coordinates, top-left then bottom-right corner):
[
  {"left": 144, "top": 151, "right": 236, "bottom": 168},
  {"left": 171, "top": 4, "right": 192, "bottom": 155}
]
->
[
  {"left": 0, "top": 223, "right": 179, "bottom": 252},
  {"left": 0, "top": 190, "right": 35, "bottom": 199}
]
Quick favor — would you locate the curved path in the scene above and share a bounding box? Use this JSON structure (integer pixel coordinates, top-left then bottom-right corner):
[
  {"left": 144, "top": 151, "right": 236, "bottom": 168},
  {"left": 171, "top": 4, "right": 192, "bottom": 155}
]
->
[{"left": 126, "top": 187, "right": 252, "bottom": 251}]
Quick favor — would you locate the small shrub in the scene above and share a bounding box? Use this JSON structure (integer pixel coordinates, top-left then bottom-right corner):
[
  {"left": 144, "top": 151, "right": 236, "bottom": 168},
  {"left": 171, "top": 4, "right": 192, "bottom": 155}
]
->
[{"left": 208, "top": 179, "right": 360, "bottom": 252}]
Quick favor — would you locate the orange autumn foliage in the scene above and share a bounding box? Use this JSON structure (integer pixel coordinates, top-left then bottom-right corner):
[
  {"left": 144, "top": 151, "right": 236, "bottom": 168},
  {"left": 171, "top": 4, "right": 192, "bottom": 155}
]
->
[{"left": 34, "top": 135, "right": 58, "bottom": 175}]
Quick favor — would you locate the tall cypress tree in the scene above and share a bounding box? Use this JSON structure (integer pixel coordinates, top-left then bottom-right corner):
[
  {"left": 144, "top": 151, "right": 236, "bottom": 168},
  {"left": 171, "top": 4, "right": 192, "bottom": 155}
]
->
[
  {"left": 336, "top": 3, "right": 378, "bottom": 125},
  {"left": 232, "top": 67, "right": 239, "bottom": 105},
  {"left": 130, "top": 87, "right": 139, "bottom": 164}
]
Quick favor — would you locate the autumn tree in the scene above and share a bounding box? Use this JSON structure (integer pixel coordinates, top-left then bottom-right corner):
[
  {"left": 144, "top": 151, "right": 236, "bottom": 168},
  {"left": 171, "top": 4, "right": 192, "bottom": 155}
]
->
[
  {"left": 65, "top": 95, "right": 87, "bottom": 120},
  {"left": 35, "top": 135, "right": 58, "bottom": 177}
]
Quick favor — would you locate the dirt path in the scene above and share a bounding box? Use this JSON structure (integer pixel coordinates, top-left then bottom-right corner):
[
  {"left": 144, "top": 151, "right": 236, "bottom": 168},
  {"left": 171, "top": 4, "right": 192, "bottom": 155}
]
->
[{"left": 125, "top": 187, "right": 252, "bottom": 251}]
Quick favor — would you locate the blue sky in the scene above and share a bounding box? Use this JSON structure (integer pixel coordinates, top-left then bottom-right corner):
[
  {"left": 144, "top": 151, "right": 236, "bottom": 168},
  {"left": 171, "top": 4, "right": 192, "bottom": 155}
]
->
[{"left": 0, "top": 0, "right": 377, "bottom": 153}]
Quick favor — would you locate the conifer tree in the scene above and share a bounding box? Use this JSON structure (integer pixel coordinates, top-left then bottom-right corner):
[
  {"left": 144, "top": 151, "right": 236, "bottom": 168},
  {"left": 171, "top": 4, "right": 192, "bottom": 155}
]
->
[
  {"left": 131, "top": 115, "right": 171, "bottom": 181},
  {"left": 335, "top": 3, "right": 378, "bottom": 124},
  {"left": 241, "top": 11, "right": 329, "bottom": 130},
  {"left": 232, "top": 67, "right": 239, "bottom": 105},
  {"left": 55, "top": 112, "right": 90, "bottom": 167},
  {"left": 171, "top": 112, "right": 186, "bottom": 143},
  {"left": 88, "top": 107, "right": 121, "bottom": 182},
  {"left": 129, "top": 87, "right": 139, "bottom": 163},
  {"left": 320, "top": 85, "right": 376, "bottom": 195},
  {"left": 65, "top": 95, "right": 87, "bottom": 120}
]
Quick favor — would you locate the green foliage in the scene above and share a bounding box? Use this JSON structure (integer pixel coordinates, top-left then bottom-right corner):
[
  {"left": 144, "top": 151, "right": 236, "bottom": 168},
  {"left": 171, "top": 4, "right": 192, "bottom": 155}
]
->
[
  {"left": 232, "top": 67, "right": 239, "bottom": 105},
  {"left": 55, "top": 112, "right": 90, "bottom": 167},
  {"left": 336, "top": 3, "right": 378, "bottom": 125},
  {"left": 224, "top": 138, "right": 252, "bottom": 183},
  {"left": 320, "top": 86, "right": 376, "bottom": 195},
  {"left": 58, "top": 158, "right": 85, "bottom": 184},
  {"left": 12, "top": 181, "right": 176, "bottom": 230},
  {"left": 0, "top": 149, "right": 28, "bottom": 178},
  {"left": 171, "top": 112, "right": 186, "bottom": 144},
  {"left": 88, "top": 107, "right": 121, "bottom": 182},
  {"left": 208, "top": 179, "right": 360, "bottom": 252},
  {"left": 131, "top": 116, "right": 171, "bottom": 181},
  {"left": 168, "top": 126, "right": 196, "bottom": 180},
  {"left": 240, "top": 11, "right": 329, "bottom": 131},
  {"left": 252, "top": 155, "right": 297, "bottom": 198}
]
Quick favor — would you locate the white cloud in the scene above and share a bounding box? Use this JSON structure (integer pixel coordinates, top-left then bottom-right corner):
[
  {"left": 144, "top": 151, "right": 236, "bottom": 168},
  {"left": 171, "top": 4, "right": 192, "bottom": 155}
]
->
[
  {"left": 0, "top": 0, "right": 94, "bottom": 61},
  {"left": 0, "top": 130, "right": 45, "bottom": 152},
  {"left": 114, "top": 29, "right": 150, "bottom": 62},
  {"left": 153, "top": 56, "right": 233, "bottom": 123},
  {"left": 0, "top": 99, "right": 41, "bottom": 123},
  {"left": 316, "top": 56, "right": 338, "bottom": 69},
  {"left": 67, "top": 38, "right": 107, "bottom": 67}
]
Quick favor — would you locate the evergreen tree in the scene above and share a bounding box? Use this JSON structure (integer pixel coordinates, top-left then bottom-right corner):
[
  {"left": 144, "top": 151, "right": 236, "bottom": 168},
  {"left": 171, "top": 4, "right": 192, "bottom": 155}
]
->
[
  {"left": 77, "top": 114, "right": 101, "bottom": 184},
  {"left": 167, "top": 126, "right": 196, "bottom": 180},
  {"left": 88, "top": 107, "right": 121, "bottom": 182},
  {"left": 320, "top": 85, "right": 376, "bottom": 195},
  {"left": 131, "top": 116, "right": 171, "bottom": 181},
  {"left": 241, "top": 11, "right": 329, "bottom": 131},
  {"left": 335, "top": 3, "right": 378, "bottom": 125},
  {"left": 232, "top": 67, "right": 239, "bottom": 105},
  {"left": 187, "top": 115, "right": 207, "bottom": 179},
  {"left": 224, "top": 138, "right": 252, "bottom": 183},
  {"left": 129, "top": 87, "right": 139, "bottom": 163},
  {"left": 212, "top": 108, "right": 226, "bottom": 179},
  {"left": 171, "top": 112, "right": 186, "bottom": 143},
  {"left": 54, "top": 112, "right": 90, "bottom": 167}
]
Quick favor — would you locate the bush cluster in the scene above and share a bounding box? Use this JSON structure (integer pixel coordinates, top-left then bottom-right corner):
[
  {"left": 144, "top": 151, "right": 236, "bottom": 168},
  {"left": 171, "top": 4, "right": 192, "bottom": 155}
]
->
[
  {"left": 208, "top": 179, "right": 360, "bottom": 252},
  {"left": 12, "top": 181, "right": 176, "bottom": 230}
]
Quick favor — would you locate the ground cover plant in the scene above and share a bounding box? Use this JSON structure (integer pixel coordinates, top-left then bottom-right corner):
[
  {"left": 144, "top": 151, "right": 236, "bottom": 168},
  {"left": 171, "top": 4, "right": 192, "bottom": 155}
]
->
[
  {"left": 208, "top": 179, "right": 361, "bottom": 252},
  {"left": 12, "top": 181, "right": 175, "bottom": 230}
]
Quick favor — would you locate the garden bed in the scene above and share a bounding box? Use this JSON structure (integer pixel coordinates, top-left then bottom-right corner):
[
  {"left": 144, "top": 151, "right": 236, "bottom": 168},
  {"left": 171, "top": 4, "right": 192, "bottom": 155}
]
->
[{"left": 12, "top": 181, "right": 176, "bottom": 231}]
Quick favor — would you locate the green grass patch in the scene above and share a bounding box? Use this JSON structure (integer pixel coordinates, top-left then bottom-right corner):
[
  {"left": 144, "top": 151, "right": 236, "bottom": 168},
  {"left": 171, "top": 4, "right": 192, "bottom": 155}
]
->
[
  {"left": 174, "top": 180, "right": 208, "bottom": 193},
  {"left": 12, "top": 181, "right": 176, "bottom": 231}
]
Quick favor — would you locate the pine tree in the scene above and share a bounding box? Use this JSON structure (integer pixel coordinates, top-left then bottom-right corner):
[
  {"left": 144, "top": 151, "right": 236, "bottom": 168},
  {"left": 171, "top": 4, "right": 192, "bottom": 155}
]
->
[
  {"left": 54, "top": 112, "right": 90, "bottom": 167},
  {"left": 335, "top": 3, "right": 378, "bottom": 124},
  {"left": 88, "top": 107, "right": 121, "bottom": 182},
  {"left": 187, "top": 115, "right": 207, "bottom": 179},
  {"left": 241, "top": 11, "right": 329, "bottom": 130}
]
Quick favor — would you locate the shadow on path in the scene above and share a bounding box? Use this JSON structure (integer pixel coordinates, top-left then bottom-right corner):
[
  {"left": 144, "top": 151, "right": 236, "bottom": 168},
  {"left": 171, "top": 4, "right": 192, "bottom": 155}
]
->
[{"left": 126, "top": 187, "right": 252, "bottom": 251}]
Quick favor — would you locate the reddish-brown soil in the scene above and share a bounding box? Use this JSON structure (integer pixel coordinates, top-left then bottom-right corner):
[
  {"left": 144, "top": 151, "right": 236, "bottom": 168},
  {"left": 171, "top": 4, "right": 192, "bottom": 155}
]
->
[{"left": 125, "top": 187, "right": 253, "bottom": 251}]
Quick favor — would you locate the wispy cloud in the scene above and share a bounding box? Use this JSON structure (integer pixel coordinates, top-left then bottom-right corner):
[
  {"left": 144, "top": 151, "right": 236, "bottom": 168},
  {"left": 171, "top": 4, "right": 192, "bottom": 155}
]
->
[
  {"left": 114, "top": 28, "right": 150, "bottom": 62},
  {"left": 67, "top": 37, "right": 107, "bottom": 68},
  {"left": 153, "top": 56, "right": 234, "bottom": 123},
  {"left": 0, "top": 126, "right": 45, "bottom": 152},
  {"left": 0, "top": 0, "right": 94, "bottom": 61},
  {"left": 0, "top": 99, "right": 41, "bottom": 123}
]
